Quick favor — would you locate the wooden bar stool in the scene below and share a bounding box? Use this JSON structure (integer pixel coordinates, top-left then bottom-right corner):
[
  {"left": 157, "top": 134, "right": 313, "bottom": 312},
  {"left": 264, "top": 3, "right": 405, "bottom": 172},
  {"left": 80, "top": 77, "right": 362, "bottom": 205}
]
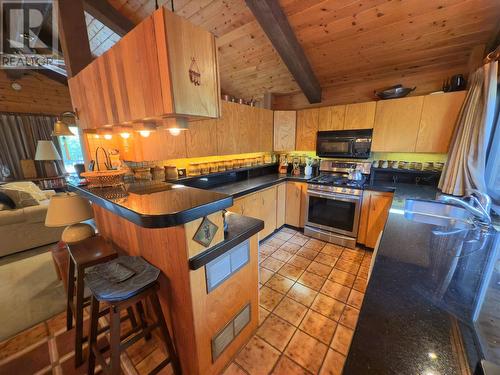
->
[
  {"left": 67, "top": 236, "right": 139, "bottom": 367},
  {"left": 85, "top": 256, "right": 181, "bottom": 375}
]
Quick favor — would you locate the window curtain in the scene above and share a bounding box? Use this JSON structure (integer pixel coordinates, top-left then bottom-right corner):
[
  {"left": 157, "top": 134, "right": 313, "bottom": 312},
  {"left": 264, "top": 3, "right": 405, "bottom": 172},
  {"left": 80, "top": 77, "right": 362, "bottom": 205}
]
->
[
  {"left": 438, "top": 61, "right": 498, "bottom": 196},
  {"left": 0, "top": 113, "right": 66, "bottom": 180}
]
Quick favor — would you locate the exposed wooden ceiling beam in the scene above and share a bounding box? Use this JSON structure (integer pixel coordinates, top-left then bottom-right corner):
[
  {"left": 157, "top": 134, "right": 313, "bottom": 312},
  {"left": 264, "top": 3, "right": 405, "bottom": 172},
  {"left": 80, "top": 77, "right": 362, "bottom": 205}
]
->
[
  {"left": 83, "top": 0, "right": 134, "bottom": 37},
  {"left": 245, "top": 0, "right": 321, "bottom": 103},
  {"left": 57, "top": 0, "right": 93, "bottom": 77}
]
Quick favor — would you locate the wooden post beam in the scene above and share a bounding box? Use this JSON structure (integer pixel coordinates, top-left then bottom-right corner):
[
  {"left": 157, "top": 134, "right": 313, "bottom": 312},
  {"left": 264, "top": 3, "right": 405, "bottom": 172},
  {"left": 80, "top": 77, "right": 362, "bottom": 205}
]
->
[
  {"left": 83, "top": 0, "right": 134, "bottom": 37},
  {"left": 245, "top": 0, "right": 321, "bottom": 104},
  {"left": 56, "top": 0, "right": 92, "bottom": 77}
]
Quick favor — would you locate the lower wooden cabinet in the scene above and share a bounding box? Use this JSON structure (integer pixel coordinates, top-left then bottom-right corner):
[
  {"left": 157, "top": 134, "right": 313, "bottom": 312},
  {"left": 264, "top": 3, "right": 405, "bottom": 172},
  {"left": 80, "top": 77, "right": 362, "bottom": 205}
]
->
[
  {"left": 276, "top": 183, "right": 286, "bottom": 228},
  {"left": 285, "top": 181, "right": 307, "bottom": 228},
  {"left": 228, "top": 182, "right": 307, "bottom": 242},
  {"left": 228, "top": 185, "right": 277, "bottom": 239},
  {"left": 357, "top": 190, "right": 394, "bottom": 248}
]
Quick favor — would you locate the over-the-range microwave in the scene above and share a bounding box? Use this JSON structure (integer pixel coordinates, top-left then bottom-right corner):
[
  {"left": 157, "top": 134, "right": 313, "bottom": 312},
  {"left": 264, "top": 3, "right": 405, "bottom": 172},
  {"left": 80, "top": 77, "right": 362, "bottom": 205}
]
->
[{"left": 316, "top": 129, "right": 373, "bottom": 159}]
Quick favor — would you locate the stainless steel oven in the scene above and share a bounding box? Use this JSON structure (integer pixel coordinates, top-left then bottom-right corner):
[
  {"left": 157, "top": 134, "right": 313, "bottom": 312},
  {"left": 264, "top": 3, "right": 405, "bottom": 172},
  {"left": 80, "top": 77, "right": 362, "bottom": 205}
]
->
[{"left": 304, "top": 185, "right": 362, "bottom": 248}]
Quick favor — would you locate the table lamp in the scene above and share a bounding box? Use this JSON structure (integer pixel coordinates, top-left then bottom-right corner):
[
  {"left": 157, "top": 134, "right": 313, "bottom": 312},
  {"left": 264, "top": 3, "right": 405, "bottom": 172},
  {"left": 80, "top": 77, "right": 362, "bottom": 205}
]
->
[
  {"left": 35, "top": 140, "right": 62, "bottom": 177},
  {"left": 45, "top": 192, "right": 95, "bottom": 244}
]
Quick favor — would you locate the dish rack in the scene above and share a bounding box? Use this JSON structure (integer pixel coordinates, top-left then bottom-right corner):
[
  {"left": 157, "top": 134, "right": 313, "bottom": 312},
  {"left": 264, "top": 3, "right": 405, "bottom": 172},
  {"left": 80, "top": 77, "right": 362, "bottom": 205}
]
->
[{"left": 80, "top": 147, "right": 125, "bottom": 188}]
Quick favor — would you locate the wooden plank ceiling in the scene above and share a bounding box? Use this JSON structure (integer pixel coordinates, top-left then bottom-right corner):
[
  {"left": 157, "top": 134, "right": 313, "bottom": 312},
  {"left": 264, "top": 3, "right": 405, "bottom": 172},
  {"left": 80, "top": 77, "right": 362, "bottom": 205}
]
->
[{"left": 91, "top": 0, "right": 499, "bottom": 109}]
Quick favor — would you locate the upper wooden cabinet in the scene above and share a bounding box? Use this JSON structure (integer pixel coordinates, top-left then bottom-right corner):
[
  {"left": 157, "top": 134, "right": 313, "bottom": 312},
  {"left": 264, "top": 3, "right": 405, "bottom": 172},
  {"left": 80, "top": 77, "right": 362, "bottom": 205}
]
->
[
  {"left": 344, "top": 102, "right": 376, "bottom": 130},
  {"left": 258, "top": 108, "right": 274, "bottom": 152},
  {"left": 296, "top": 108, "right": 319, "bottom": 151},
  {"left": 415, "top": 91, "right": 466, "bottom": 153},
  {"left": 185, "top": 119, "right": 218, "bottom": 158},
  {"left": 274, "top": 111, "right": 296, "bottom": 151},
  {"left": 216, "top": 102, "right": 273, "bottom": 156},
  {"left": 318, "top": 105, "right": 345, "bottom": 131},
  {"left": 371, "top": 96, "right": 424, "bottom": 152},
  {"left": 69, "top": 6, "right": 220, "bottom": 129}
]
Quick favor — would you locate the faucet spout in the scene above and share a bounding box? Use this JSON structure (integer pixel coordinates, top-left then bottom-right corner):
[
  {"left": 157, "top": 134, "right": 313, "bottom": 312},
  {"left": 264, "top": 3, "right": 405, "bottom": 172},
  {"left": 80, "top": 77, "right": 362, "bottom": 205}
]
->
[{"left": 438, "top": 193, "right": 492, "bottom": 225}]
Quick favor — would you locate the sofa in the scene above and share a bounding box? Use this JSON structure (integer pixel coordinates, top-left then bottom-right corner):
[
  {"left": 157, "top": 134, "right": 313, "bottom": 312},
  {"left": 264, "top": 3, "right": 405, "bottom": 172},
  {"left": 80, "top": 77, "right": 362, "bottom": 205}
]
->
[{"left": 0, "top": 182, "right": 64, "bottom": 257}]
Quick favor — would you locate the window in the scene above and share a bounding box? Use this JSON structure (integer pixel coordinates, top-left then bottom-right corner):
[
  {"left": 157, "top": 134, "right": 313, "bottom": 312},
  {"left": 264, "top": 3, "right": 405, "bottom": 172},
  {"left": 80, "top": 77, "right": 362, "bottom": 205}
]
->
[{"left": 57, "top": 126, "right": 84, "bottom": 174}]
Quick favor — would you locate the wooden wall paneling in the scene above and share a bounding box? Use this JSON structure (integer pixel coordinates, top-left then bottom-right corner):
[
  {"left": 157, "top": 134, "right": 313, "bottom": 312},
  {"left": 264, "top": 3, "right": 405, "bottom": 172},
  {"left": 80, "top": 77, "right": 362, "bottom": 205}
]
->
[
  {"left": 217, "top": 102, "right": 238, "bottom": 155},
  {"left": 344, "top": 102, "right": 376, "bottom": 130},
  {"left": 276, "top": 183, "right": 286, "bottom": 229},
  {"left": 260, "top": 186, "right": 277, "bottom": 238},
  {"left": 183, "top": 212, "right": 224, "bottom": 258},
  {"left": 67, "top": 76, "right": 89, "bottom": 129},
  {"left": 318, "top": 105, "right": 345, "bottom": 131},
  {"left": 105, "top": 43, "right": 133, "bottom": 123},
  {"left": 189, "top": 234, "right": 259, "bottom": 375},
  {"left": 92, "top": 205, "right": 200, "bottom": 375},
  {"left": 295, "top": 108, "right": 319, "bottom": 151},
  {"left": 79, "top": 64, "right": 108, "bottom": 128},
  {"left": 415, "top": 91, "right": 466, "bottom": 153},
  {"left": 372, "top": 96, "right": 424, "bottom": 152},
  {"left": 273, "top": 110, "right": 296, "bottom": 151},
  {"left": 119, "top": 15, "right": 164, "bottom": 122},
  {"left": 285, "top": 181, "right": 302, "bottom": 227},
  {"left": 96, "top": 53, "right": 120, "bottom": 125},
  {"left": 162, "top": 9, "right": 221, "bottom": 118},
  {"left": 186, "top": 119, "right": 218, "bottom": 157},
  {"left": 258, "top": 108, "right": 274, "bottom": 152}
]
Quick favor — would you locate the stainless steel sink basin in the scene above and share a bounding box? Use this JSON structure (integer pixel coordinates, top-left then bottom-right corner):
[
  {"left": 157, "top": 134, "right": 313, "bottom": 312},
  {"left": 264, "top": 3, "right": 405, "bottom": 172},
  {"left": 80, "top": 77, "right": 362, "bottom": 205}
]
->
[{"left": 404, "top": 199, "right": 475, "bottom": 229}]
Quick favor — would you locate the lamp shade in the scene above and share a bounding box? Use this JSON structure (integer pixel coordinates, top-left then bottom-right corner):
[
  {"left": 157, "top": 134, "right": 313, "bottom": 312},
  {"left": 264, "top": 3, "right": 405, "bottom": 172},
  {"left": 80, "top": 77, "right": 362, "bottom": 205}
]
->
[
  {"left": 35, "top": 140, "right": 62, "bottom": 161},
  {"left": 45, "top": 192, "right": 93, "bottom": 227},
  {"left": 52, "top": 120, "right": 75, "bottom": 136}
]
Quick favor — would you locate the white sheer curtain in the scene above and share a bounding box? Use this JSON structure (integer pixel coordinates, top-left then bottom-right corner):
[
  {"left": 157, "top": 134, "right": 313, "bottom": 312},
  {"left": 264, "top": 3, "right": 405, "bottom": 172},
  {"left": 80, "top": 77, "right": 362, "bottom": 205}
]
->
[{"left": 438, "top": 61, "right": 498, "bottom": 196}]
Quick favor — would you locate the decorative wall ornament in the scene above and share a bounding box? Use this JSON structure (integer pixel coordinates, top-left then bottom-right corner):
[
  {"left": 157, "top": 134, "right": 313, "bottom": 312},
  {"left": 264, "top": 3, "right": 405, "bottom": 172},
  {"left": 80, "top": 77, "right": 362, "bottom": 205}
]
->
[
  {"left": 193, "top": 216, "right": 218, "bottom": 247},
  {"left": 189, "top": 57, "right": 201, "bottom": 86}
]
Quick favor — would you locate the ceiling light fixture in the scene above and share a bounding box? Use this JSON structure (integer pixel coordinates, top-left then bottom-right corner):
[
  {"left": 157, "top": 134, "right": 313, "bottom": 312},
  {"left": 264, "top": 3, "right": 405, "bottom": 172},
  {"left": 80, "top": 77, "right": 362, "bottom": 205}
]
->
[
  {"left": 133, "top": 122, "right": 157, "bottom": 138},
  {"left": 11, "top": 82, "right": 22, "bottom": 91},
  {"left": 162, "top": 117, "right": 188, "bottom": 136},
  {"left": 52, "top": 111, "right": 78, "bottom": 136}
]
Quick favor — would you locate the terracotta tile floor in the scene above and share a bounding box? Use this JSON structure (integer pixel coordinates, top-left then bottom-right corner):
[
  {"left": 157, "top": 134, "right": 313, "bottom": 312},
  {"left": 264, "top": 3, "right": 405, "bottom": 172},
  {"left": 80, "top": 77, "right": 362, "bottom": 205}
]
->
[
  {"left": 227, "top": 227, "right": 372, "bottom": 375},
  {"left": 0, "top": 309, "right": 174, "bottom": 374},
  {"left": 0, "top": 227, "right": 371, "bottom": 375}
]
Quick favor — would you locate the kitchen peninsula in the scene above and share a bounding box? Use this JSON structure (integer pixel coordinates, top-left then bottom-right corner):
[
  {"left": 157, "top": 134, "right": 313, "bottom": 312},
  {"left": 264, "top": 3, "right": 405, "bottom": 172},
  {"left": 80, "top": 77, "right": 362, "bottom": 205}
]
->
[{"left": 71, "top": 181, "right": 263, "bottom": 375}]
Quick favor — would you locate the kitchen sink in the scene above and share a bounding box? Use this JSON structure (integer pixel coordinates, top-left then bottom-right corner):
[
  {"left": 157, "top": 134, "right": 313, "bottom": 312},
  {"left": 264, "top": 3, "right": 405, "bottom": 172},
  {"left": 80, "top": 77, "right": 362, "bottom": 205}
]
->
[{"left": 404, "top": 199, "right": 475, "bottom": 229}]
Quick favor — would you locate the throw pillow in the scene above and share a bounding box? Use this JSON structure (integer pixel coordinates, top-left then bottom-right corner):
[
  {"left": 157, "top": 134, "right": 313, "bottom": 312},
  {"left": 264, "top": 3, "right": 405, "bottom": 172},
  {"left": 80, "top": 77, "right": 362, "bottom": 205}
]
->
[
  {"left": 1, "top": 181, "right": 47, "bottom": 202},
  {"left": 0, "top": 190, "right": 16, "bottom": 209},
  {"left": 0, "top": 188, "right": 39, "bottom": 208}
]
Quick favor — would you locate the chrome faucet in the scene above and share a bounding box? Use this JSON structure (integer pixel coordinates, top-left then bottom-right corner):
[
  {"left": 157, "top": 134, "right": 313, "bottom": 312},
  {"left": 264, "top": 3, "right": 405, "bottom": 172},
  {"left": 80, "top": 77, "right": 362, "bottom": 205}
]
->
[{"left": 438, "top": 189, "right": 492, "bottom": 225}]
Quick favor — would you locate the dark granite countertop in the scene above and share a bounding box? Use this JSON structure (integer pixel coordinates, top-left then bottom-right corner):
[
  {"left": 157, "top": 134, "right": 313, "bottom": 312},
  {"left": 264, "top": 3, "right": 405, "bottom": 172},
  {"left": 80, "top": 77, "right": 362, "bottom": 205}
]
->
[
  {"left": 207, "top": 173, "right": 311, "bottom": 198},
  {"left": 189, "top": 212, "right": 264, "bottom": 270},
  {"left": 344, "top": 182, "right": 499, "bottom": 374},
  {"left": 70, "top": 181, "right": 233, "bottom": 228}
]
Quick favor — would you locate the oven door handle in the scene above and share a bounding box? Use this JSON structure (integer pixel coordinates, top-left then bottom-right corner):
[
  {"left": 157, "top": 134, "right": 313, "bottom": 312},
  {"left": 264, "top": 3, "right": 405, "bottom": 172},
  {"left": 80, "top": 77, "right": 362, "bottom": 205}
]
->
[{"left": 307, "top": 190, "right": 361, "bottom": 203}]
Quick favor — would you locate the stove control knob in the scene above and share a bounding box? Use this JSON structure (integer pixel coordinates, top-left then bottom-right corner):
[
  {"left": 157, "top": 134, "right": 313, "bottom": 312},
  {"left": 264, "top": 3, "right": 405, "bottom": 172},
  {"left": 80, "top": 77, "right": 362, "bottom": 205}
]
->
[{"left": 342, "top": 188, "right": 347, "bottom": 193}]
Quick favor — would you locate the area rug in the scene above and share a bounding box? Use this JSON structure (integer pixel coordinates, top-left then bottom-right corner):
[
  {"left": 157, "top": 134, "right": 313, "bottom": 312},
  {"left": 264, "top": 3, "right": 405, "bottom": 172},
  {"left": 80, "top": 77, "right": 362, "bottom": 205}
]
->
[{"left": 0, "top": 244, "right": 66, "bottom": 341}]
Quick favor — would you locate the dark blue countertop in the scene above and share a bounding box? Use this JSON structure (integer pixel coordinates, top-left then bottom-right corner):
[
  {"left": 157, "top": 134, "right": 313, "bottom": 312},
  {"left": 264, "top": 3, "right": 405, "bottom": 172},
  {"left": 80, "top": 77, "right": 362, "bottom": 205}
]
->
[{"left": 344, "top": 183, "right": 498, "bottom": 374}]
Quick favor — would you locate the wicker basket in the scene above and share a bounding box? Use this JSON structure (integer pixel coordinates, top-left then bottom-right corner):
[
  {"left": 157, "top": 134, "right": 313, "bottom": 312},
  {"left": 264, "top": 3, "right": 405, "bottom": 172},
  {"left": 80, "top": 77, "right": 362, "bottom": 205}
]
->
[{"left": 80, "top": 170, "right": 126, "bottom": 188}]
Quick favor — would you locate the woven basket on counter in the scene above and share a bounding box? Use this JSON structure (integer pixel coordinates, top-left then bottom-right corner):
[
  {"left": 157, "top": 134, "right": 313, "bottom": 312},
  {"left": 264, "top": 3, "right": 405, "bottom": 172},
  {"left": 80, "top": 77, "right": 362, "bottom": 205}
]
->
[{"left": 80, "top": 170, "right": 126, "bottom": 188}]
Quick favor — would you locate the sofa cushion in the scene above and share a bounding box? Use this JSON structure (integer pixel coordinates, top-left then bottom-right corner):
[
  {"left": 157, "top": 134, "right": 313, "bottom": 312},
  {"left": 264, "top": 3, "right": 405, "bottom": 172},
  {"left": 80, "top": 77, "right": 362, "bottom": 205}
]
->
[
  {"left": 0, "top": 188, "right": 39, "bottom": 208},
  {"left": 0, "top": 191, "right": 15, "bottom": 209},
  {"left": 1, "top": 181, "right": 47, "bottom": 202},
  {"left": 23, "top": 201, "right": 49, "bottom": 223}
]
